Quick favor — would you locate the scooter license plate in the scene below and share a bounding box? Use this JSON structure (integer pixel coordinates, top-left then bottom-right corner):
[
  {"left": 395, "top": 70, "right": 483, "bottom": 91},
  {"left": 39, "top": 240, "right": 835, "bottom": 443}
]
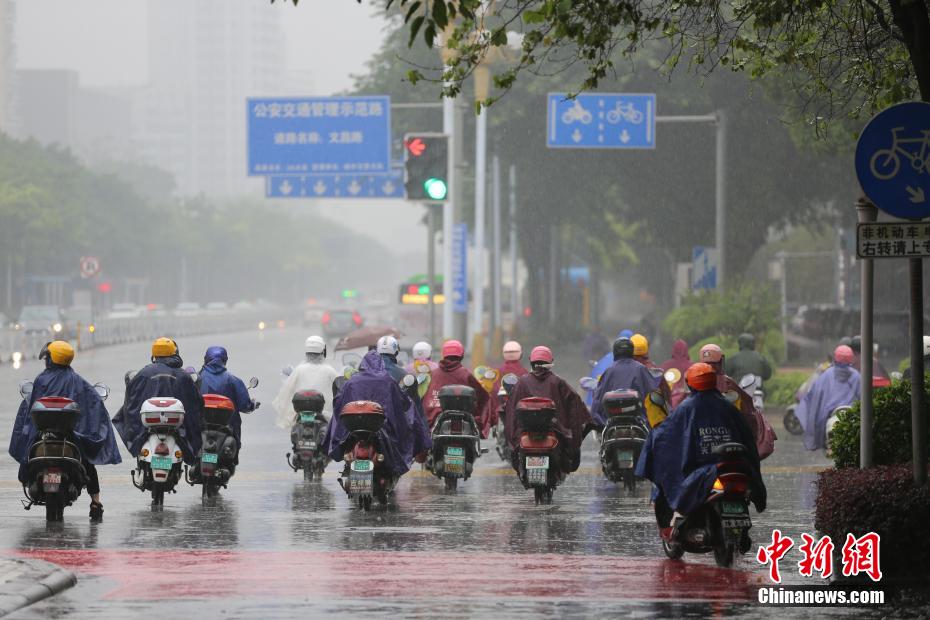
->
[
  {"left": 299, "top": 413, "right": 316, "bottom": 423},
  {"left": 351, "top": 459, "right": 372, "bottom": 473},
  {"left": 349, "top": 467, "right": 373, "bottom": 495},
  {"left": 151, "top": 456, "right": 173, "bottom": 471},
  {"left": 526, "top": 456, "right": 549, "bottom": 469},
  {"left": 42, "top": 472, "right": 61, "bottom": 484},
  {"left": 617, "top": 449, "right": 634, "bottom": 463},
  {"left": 445, "top": 447, "right": 465, "bottom": 474},
  {"left": 721, "top": 517, "right": 751, "bottom": 529},
  {"left": 202, "top": 452, "right": 219, "bottom": 464}
]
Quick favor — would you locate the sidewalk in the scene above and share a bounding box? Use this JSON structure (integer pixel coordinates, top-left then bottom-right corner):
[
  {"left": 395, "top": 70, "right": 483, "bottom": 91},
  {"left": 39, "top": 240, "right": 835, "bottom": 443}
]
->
[{"left": 0, "top": 556, "right": 75, "bottom": 617}]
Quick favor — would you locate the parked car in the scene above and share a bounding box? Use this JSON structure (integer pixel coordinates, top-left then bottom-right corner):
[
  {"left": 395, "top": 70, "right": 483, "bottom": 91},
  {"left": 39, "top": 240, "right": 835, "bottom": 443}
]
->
[
  {"left": 17, "top": 305, "right": 64, "bottom": 337},
  {"left": 322, "top": 309, "right": 363, "bottom": 339}
]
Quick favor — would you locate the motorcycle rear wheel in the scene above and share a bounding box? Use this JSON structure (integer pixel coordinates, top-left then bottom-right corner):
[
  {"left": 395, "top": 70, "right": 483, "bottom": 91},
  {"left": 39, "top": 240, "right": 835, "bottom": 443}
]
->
[
  {"left": 662, "top": 539, "right": 684, "bottom": 560},
  {"left": 444, "top": 476, "right": 458, "bottom": 492},
  {"left": 713, "top": 543, "right": 735, "bottom": 568},
  {"left": 783, "top": 410, "right": 803, "bottom": 436},
  {"left": 303, "top": 466, "right": 314, "bottom": 481},
  {"left": 151, "top": 484, "right": 165, "bottom": 508},
  {"left": 534, "top": 487, "right": 553, "bottom": 505},
  {"left": 622, "top": 470, "right": 637, "bottom": 493},
  {"left": 45, "top": 495, "right": 64, "bottom": 522}
]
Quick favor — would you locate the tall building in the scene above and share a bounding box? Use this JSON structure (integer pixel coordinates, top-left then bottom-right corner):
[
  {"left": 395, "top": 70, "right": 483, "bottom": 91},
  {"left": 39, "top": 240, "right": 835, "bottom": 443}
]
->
[{"left": 139, "top": 0, "right": 286, "bottom": 196}]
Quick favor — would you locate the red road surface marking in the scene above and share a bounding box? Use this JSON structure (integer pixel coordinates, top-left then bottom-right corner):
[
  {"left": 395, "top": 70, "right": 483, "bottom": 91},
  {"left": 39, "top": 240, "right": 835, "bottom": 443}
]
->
[{"left": 16, "top": 549, "right": 762, "bottom": 602}]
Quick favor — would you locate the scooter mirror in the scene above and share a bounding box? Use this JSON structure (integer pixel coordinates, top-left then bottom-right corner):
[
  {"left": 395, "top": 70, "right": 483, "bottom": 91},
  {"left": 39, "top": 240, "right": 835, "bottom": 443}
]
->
[
  {"left": 93, "top": 382, "right": 110, "bottom": 401},
  {"left": 664, "top": 368, "right": 682, "bottom": 386},
  {"left": 738, "top": 374, "right": 757, "bottom": 390},
  {"left": 401, "top": 374, "right": 417, "bottom": 388},
  {"left": 724, "top": 390, "right": 740, "bottom": 404},
  {"left": 18, "top": 380, "right": 33, "bottom": 400},
  {"left": 502, "top": 373, "right": 519, "bottom": 386},
  {"left": 281, "top": 365, "right": 294, "bottom": 378},
  {"left": 248, "top": 376, "right": 259, "bottom": 389},
  {"left": 578, "top": 376, "right": 598, "bottom": 391}
]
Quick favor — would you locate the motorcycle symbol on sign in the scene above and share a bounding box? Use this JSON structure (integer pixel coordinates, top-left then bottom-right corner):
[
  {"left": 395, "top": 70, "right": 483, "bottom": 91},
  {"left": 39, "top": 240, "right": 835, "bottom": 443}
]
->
[
  {"left": 561, "top": 100, "right": 593, "bottom": 125},
  {"left": 869, "top": 127, "right": 930, "bottom": 180},
  {"left": 606, "top": 101, "right": 644, "bottom": 125}
]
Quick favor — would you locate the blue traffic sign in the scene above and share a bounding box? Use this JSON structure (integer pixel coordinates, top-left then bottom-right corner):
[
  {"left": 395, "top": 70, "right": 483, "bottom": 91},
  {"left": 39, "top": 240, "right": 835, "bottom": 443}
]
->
[
  {"left": 547, "top": 93, "right": 655, "bottom": 149},
  {"left": 265, "top": 169, "right": 404, "bottom": 199},
  {"left": 692, "top": 246, "right": 718, "bottom": 290},
  {"left": 248, "top": 96, "right": 391, "bottom": 176},
  {"left": 451, "top": 223, "right": 468, "bottom": 313},
  {"left": 856, "top": 101, "right": 930, "bottom": 220}
]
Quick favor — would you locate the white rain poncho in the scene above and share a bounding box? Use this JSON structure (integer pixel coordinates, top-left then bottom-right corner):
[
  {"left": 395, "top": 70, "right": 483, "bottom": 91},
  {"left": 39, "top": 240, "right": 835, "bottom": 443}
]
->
[{"left": 273, "top": 359, "right": 340, "bottom": 428}]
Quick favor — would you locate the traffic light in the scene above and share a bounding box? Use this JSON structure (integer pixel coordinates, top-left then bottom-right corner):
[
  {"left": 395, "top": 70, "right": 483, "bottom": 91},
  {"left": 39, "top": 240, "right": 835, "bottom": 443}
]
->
[{"left": 404, "top": 133, "right": 449, "bottom": 201}]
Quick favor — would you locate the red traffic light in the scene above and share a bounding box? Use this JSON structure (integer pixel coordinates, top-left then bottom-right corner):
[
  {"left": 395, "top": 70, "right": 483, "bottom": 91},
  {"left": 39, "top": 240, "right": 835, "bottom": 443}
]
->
[
  {"left": 97, "top": 282, "right": 112, "bottom": 294},
  {"left": 405, "top": 137, "right": 426, "bottom": 157}
]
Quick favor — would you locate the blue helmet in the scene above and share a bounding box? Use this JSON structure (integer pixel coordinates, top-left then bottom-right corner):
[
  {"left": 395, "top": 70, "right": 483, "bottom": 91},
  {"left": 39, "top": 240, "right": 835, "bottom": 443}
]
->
[
  {"left": 204, "top": 346, "right": 228, "bottom": 365},
  {"left": 618, "top": 329, "right": 634, "bottom": 339}
]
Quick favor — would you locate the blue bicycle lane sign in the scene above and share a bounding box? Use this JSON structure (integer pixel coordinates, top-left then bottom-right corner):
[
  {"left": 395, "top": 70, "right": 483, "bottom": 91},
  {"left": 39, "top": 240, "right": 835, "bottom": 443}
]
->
[{"left": 856, "top": 101, "right": 930, "bottom": 220}]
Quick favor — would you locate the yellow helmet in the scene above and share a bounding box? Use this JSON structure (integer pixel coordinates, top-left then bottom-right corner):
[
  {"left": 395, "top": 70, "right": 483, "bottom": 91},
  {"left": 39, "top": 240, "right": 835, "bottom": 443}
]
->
[
  {"left": 631, "top": 334, "right": 649, "bottom": 357},
  {"left": 41, "top": 340, "right": 74, "bottom": 366},
  {"left": 151, "top": 337, "right": 178, "bottom": 358}
]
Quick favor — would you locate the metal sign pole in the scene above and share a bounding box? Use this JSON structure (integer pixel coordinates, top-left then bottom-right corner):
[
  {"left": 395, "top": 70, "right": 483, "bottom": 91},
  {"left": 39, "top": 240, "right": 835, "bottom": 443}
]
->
[
  {"left": 427, "top": 204, "right": 437, "bottom": 346},
  {"left": 856, "top": 198, "right": 877, "bottom": 469},
  {"left": 910, "top": 256, "right": 927, "bottom": 485}
]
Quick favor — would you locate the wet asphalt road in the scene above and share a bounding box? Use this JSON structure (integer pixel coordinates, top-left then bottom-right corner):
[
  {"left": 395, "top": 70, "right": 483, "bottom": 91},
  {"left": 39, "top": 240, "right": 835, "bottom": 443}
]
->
[{"left": 0, "top": 328, "right": 874, "bottom": 618}]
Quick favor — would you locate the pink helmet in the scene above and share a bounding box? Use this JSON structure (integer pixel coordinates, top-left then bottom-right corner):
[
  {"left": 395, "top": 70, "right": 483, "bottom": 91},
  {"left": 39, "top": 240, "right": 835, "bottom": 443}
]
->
[
  {"left": 441, "top": 340, "right": 465, "bottom": 359},
  {"left": 529, "top": 345, "right": 554, "bottom": 364},
  {"left": 834, "top": 345, "right": 855, "bottom": 365},
  {"left": 699, "top": 343, "right": 724, "bottom": 364},
  {"left": 502, "top": 340, "right": 522, "bottom": 361}
]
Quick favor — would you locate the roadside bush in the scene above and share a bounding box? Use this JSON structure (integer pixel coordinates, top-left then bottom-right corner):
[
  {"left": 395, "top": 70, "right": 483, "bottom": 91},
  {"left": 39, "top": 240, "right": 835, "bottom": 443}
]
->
[
  {"left": 815, "top": 465, "right": 930, "bottom": 577},
  {"left": 830, "top": 378, "right": 930, "bottom": 468},
  {"left": 765, "top": 370, "right": 808, "bottom": 407}
]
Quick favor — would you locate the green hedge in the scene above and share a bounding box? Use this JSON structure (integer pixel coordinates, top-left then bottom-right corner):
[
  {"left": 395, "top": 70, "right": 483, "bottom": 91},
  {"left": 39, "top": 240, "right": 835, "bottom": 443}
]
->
[{"left": 765, "top": 370, "right": 808, "bottom": 407}]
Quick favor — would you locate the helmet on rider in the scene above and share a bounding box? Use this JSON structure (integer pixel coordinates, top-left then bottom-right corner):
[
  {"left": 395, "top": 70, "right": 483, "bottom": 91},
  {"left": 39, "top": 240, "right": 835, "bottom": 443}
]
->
[
  {"left": 305, "top": 335, "right": 326, "bottom": 358},
  {"left": 613, "top": 337, "right": 635, "bottom": 360},
  {"left": 40, "top": 340, "right": 74, "bottom": 367},
  {"left": 631, "top": 334, "right": 649, "bottom": 358},
  {"left": 850, "top": 335, "right": 862, "bottom": 354},
  {"left": 441, "top": 340, "right": 465, "bottom": 360},
  {"left": 376, "top": 335, "right": 400, "bottom": 358},
  {"left": 204, "top": 346, "right": 228, "bottom": 365},
  {"left": 529, "top": 345, "right": 554, "bottom": 364},
  {"left": 152, "top": 337, "right": 179, "bottom": 359},
  {"left": 686, "top": 362, "right": 717, "bottom": 391},
  {"left": 502, "top": 340, "right": 523, "bottom": 361},
  {"left": 738, "top": 333, "right": 756, "bottom": 350},
  {"left": 834, "top": 345, "right": 855, "bottom": 365},
  {"left": 412, "top": 341, "right": 432, "bottom": 361},
  {"left": 699, "top": 343, "right": 724, "bottom": 365}
]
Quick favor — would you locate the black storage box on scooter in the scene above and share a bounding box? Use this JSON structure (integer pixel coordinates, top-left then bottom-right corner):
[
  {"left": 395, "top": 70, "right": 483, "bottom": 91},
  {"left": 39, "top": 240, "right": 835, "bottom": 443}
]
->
[
  {"left": 599, "top": 389, "right": 649, "bottom": 490},
  {"left": 438, "top": 385, "right": 477, "bottom": 414},
  {"left": 515, "top": 397, "right": 557, "bottom": 432},
  {"left": 30, "top": 397, "right": 81, "bottom": 433},
  {"left": 203, "top": 403, "right": 234, "bottom": 428},
  {"left": 602, "top": 389, "right": 643, "bottom": 422},
  {"left": 293, "top": 390, "right": 326, "bottom": 415},
  {"left": 341, "top": 401, "right": 386, "bottom": 434}
]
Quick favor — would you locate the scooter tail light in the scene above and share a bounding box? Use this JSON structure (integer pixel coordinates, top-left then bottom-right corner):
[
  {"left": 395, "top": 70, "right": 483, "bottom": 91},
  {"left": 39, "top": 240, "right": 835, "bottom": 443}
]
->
[
  {"left": 718, "top": 473, "right": 749, "bottom": 494},
  {"left": 713, "top": 478, "right": 724, "bottom": 491},
  {"left": 352, "top": 311, "right": 362, "bottom": 326},
  {"left": 451, "top": 419, "right": 464, "bottom": 434},
  {"left": 155, "top": 443, "right": 170, "bottom": 456},
  {"left": 322, "top": 311, "right": 331, "bottom": 324}
]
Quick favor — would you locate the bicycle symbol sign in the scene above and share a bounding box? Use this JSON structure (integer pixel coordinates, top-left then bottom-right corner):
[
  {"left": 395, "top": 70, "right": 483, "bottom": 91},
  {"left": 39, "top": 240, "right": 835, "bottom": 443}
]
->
[
  {"left": 856, "top": 101, "right": 930, "bottom": 220},
  {"left": 547, "top": 93, "right": 655, "bottom": 149}
]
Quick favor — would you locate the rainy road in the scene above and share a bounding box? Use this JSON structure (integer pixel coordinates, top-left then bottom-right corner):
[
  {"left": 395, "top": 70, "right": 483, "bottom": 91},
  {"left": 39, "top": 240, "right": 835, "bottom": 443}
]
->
[{"left": 0, "top": 328, "right": 860, "bottom": 618}]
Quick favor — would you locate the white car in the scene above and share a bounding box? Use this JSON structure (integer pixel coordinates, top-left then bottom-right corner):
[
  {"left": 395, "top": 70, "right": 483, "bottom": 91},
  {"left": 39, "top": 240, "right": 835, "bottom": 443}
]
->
[
  {"left": 173, "top": 302, "right": 202, "bottom": 317},
  {"left": 107, "top": 303, "right": 142, "bottom": 320}
]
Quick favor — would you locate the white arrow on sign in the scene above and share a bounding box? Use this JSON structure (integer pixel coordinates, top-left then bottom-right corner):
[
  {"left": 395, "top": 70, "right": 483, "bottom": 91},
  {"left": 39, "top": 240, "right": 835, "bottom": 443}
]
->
[
  {"left": 347, "top": 180, "right": 362, "bottom": 196},
  {"left": 571, "top": 129, "right": 583, "bottom": 143},
  {"left": 279, "top": 180, "right": 293, "bottom": 195},
  {"left": 907, "top": 186, "right": 926, "bottom": 203},
  {"left": 620, "top": 129, "right": 631, "bottom": 144},
  {"left": 313, "top": 180, "right": 327, "bottom": 195}
]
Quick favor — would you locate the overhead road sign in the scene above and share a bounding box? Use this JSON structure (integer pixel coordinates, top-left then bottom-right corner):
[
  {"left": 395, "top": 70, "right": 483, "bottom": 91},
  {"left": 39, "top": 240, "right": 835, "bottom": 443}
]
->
[
  {"left": 857, "top": 222, "right": 930, "bottom": 258},
  {"left": 692, "top": 246, "right": 718, "bottom": 290},
  {"left": 265, "top": 168, "right": 404, "bottom": 199},
  {"left": 856, "top": 101, "right": 930, "bottom": 220},
  {"left": 547, "top": 93, "right": 655, "bottom": 149},
  {"left": 248, "top": 96, "right": 391, "bottom": 176}
]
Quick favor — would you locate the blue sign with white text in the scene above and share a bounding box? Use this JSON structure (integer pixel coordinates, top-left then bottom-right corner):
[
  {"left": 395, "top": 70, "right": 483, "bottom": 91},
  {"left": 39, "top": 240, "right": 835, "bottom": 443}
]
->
[
  {"left": 451, "top": 223, "right": 468, "bottom": 313},
  {"left": 692, "top": 246, "right": 718, "bottom": 291},
  {"left": 265, "top": 169, "right": 405, "bottom": 199},
  {"left": 856, "top": 101, "right": 930, "bottom": 220},
  {"left": 547, "top": 93, "right": 655, "bottom": 149},
  {"left": 248, "top": 96, "right": 391, "bottom": 176}
]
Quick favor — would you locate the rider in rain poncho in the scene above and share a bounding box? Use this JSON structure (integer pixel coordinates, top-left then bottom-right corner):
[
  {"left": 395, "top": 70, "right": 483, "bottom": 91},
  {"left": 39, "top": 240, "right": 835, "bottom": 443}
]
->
[
  {"left": 199, "top": 346, "right": 257, "bottom": 448},
  {"left": 113, "top": 338, "right": 203, "bottom": 465},
  {"left": 422, "top": 340, "right": 492, "bottom": 437},
  {"left": 9, "top": 341, "right": 121, "bottom": 520},
  {"left": 796, "top": 345, "right": 861, "bottom": 451},
  {"left": 377, "top": 335, "right": 431, "bottom": 462},
  {"left": 584, "top": 329, "right": 634, "bottom": 407},
  {"left": 321, "top": 350, "right": 417, "bottom": 476},
  {"left": 273, "top": 335, "right": 339, "bottom": 428},
  {"left": 590, "top": 337, "right": 660, "bottom": 427},
  {"left": 636, "top": 362, "right": 766, "bottom": 532}
]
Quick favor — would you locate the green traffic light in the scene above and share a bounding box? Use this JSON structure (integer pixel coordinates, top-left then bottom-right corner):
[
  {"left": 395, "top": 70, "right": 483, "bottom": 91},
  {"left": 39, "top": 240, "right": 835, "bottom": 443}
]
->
[
  {"left": 418, "top": 284, "right": 430, "bottom": 295},
  {"left": 424, "top": 177, "right": 448, "bottom": 200}
]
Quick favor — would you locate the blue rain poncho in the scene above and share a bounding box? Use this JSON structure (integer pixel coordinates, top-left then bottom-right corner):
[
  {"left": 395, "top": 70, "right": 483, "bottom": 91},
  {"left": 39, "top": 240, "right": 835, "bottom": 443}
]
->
[
  {"left": 199, "top": 358, "right": 254, "bottom": 445},
  {"left": 590, "top": 358, "right": 660, "bottom": 426},
  {"left": 795, "top": 363, "right": 860, "bottom": 451}
]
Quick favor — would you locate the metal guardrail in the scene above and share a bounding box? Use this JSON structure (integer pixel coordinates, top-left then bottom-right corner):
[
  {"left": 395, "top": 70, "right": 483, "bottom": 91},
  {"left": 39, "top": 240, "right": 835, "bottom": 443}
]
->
[{"left": 0, "top": 308, "right": 298, "bottom": 363}]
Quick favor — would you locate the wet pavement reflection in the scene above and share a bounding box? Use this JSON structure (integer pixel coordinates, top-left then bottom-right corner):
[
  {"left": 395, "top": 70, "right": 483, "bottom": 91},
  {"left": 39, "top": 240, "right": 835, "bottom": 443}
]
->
[{"left": 0, "top": 329, "right": 877, "bottom": 618}]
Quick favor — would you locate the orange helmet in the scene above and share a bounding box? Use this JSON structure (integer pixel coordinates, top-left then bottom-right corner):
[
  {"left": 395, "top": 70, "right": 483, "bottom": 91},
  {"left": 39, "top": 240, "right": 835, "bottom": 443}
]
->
[{"left": 686, "top": 362, "right": 717, "bottom": 392}]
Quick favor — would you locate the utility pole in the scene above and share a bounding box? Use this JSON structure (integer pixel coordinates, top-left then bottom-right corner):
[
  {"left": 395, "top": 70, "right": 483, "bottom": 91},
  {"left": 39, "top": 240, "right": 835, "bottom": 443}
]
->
[
  {"left": 491, "top": 153, "right": 503, "bottom": 354},
  {"left": 508, "top": 164, "right": 518, "bottom": 335}
]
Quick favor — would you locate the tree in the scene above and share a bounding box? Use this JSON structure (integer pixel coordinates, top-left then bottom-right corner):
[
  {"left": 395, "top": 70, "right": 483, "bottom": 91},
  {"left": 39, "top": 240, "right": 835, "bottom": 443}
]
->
[{"left": 278, "top": 0, "right": 927, "bottom": 120}]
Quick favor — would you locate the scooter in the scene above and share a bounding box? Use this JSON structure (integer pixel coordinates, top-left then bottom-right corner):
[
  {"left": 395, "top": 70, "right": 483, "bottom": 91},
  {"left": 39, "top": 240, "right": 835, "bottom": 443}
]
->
[
  {"left": 19, "top": 380, "right": 110, "bottom": 521},
  {"left": 337, "top": 400, "right": 396, "bottom": 511},
  {"left": 598, "top": 389, "right": 650, "bottom": 492},
  {"left": 494, "top": 374, "right": 519, "bottom": 463},
  {"left": 188, "top": 377, "right": 259, "bottom": 502},
  {"left": 132, "top": 397, "right": 186, "bottom": 508},
  {"left": 286, "top": 389, "right": 329, "bottom": 480},
  {"left": 660, "top": 443, "right": 754, "bottom": 568},
  {"left": 824, "top": 405, "right": 851, "bottom": 459},
  {"left": 739, "top": 374, "right": 765, "bottom": 412},
  {"left": 428, "top": 385, "right": 482, "bottom": 491},
  {"left": 514, "top": 397, "right": 564, "bottom": 505}
]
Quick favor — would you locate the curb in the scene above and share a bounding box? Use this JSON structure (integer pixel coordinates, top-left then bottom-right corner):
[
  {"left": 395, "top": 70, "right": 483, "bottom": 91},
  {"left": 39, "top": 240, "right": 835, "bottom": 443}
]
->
[{"left": 0, "top": 560, "right": 76, "bottom": 617}]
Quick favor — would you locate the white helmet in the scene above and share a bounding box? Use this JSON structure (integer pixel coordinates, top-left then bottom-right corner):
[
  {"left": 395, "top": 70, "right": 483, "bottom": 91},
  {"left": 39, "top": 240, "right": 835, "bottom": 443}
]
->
[
  {"left": 502, "top": 340, "right": 522, "bottom": 362},
  {"left": 412, "top": 341, "right": 432, "bottom": 361},
  {"left": 305, "top": 335, "right": 326, "bottom": 355},
  {"left": 924, "top": 335, "right": 930, "bottom": 357},
  {"left": 377, "top": 335, "right": 399, "bottom": 356}
]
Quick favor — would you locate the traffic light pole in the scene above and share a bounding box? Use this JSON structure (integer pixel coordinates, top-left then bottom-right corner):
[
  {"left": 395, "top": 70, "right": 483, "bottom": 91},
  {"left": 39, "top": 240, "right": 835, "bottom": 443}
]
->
[{"left": 426, "top": 203, "right": 437, "bottom": 346}]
